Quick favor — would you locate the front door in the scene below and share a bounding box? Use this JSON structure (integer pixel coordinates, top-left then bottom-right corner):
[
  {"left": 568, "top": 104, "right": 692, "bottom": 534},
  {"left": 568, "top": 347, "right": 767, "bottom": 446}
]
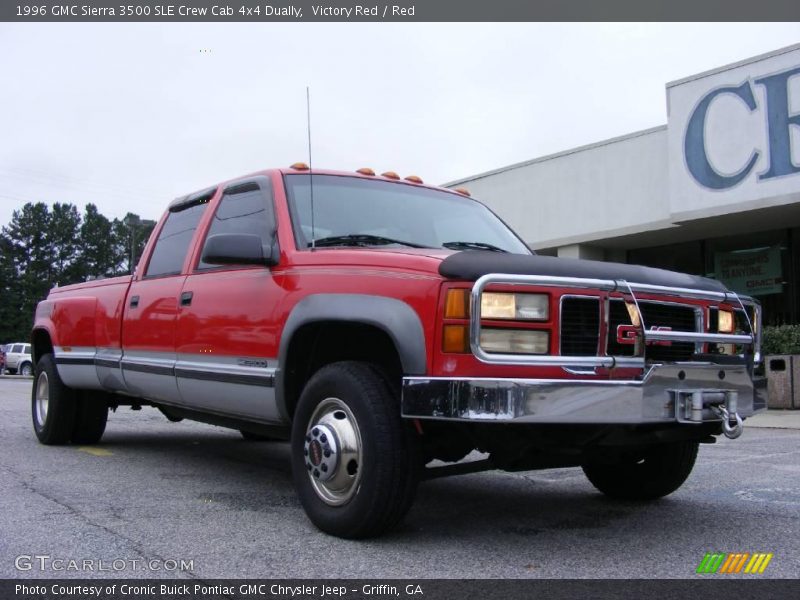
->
[{"left": 175, "top": 176, "right": 283, "bottom": 421}]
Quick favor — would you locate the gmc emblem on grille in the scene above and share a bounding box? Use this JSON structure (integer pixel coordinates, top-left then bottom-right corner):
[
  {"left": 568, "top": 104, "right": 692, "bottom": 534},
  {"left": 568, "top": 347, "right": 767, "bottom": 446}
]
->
[{"left": 616, "top": 325, "right": 673, "bottom": 346}]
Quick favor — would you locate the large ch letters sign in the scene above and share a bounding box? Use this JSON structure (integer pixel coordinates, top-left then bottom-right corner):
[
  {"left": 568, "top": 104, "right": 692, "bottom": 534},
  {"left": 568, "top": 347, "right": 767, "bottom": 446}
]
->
[{"left": 684, "top": 65, "right": 800, "bottom": 190}]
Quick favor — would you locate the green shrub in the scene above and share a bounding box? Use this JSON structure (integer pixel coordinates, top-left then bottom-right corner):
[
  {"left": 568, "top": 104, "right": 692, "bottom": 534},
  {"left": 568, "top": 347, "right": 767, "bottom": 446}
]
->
[{"left": 762, "top": 324, "right": 800, "bottom": 355}]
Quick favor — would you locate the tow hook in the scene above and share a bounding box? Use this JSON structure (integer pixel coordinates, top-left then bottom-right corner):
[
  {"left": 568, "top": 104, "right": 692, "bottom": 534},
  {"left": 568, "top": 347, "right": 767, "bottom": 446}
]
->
[{"left": 711, "top": 404, "right": 743, "bottom": 439}]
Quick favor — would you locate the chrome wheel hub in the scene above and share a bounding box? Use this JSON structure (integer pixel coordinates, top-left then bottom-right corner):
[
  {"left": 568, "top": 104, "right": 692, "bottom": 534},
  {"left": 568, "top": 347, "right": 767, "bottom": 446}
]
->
[
  {"left": 35, "top": 372, "right": 49, "bottom": 427},
  {"left": 303, "top": 398, "right": 362, "bottom": 506}
]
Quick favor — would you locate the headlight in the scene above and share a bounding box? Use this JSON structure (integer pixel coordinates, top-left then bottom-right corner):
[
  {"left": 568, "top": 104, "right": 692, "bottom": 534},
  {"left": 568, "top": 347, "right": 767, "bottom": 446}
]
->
[
  {"left": 480, "top": 328, "right": 549, "bottom": 354},
  {"left": 718, "top": 309, "right": 734, "bottom": 333},
  {"left": 480, "top": 293, "right": 549, "bottom": 320}
]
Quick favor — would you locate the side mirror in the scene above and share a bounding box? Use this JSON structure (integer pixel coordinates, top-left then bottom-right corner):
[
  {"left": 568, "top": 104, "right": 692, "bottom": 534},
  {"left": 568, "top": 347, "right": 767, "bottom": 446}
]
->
[{"left": 201, "top": 233, "right": 278, "bottom": 267}]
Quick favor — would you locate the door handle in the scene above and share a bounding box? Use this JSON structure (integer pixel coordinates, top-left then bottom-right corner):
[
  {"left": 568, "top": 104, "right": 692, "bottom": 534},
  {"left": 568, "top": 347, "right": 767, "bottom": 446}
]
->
[
  {"left": 129, "top": 295, "right": 139, "bottom": 309},
  {"left": 180, "top": 291, "right": 193, "bottom": 306}
]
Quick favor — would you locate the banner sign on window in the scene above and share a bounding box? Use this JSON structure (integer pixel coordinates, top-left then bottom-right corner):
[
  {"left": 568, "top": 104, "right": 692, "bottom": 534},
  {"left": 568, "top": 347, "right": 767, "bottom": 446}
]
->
[{"left": 714, "top": 247, "right": 783, "bottom": 296}]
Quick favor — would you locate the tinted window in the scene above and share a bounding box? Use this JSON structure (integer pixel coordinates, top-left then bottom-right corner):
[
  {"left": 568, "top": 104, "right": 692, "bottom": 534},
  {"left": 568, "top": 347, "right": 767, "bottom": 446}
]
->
[
  {"left": 197, "top": 182, "right": 274, "bottom": 270},
  {"left": 284, "top": 175, "right": 530, "bottom": 254},
  {"left": 145, "top": 202, "right": 207, "bottom": 277},
  {"left": 12, "top": 344, "right": 22, "bottom": 353},
  {"left": 23, "top": 345, "right": 30, "bottom": 354}
]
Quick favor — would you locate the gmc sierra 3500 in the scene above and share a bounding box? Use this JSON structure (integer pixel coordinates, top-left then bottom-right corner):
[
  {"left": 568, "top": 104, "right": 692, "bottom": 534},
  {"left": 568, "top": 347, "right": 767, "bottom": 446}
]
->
[{"left": 30, "top": 164, "right": 764, "bottom": 538}]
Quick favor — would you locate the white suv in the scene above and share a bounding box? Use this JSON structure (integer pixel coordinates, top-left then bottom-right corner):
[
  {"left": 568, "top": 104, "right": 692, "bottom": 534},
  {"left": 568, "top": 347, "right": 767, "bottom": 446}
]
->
[{"left": 4, "top": 343, "right": 32, "bottom": 376}]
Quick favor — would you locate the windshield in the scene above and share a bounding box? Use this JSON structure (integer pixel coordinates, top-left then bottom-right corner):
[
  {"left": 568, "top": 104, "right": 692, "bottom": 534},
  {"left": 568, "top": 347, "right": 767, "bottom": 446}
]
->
[{"left": 284, "top": 174, "right": 531, "bottom": 254}]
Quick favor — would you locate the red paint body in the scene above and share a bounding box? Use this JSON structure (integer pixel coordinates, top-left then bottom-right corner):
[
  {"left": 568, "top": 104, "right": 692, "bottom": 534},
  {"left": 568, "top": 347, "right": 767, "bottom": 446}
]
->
[{"left": 35, "top": 168, "right": 733, "bottom": 382}]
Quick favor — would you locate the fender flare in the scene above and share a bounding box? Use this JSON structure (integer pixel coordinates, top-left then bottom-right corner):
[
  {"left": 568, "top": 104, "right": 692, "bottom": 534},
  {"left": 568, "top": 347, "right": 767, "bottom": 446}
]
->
[{"left": 276, "top": 294, "right": 427, "bottom": 419}]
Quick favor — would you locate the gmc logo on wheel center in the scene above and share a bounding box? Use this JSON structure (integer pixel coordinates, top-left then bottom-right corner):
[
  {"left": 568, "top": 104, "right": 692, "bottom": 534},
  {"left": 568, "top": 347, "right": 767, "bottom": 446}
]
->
[{"left": 616, "top": 325, "right": 673, "bottom": 346}]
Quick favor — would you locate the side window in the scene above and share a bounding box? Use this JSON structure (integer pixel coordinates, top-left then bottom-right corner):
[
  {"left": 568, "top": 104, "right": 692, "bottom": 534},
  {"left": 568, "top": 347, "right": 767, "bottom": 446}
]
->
[
  {"left": 197, "top": 180, "right": 275, "bottom": 270},
  {"left": 145, "top": 202, "right": 207, "bottom": 278},
  {"left": 12, "top": 344, "right": 22, "bottom": 353},
  {"left": 24, "top": 345, "right": 31, "bottom": 354}
]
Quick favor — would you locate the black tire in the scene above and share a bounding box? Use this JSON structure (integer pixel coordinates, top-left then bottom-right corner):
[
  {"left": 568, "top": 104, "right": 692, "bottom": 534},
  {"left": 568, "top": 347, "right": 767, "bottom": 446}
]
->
[
  {"left": 71, "top": 391, "right": 109, "bottom": 445},
  {"left": 240, "top": 430, "right": 274, "bottom": 441},
  {"left": 32, "top": 354, "right": 77, "bottom": 445},
  {"left": 20, "top": 362, "right": 33, "bottom": 376},
  {"left": 291, "top": 361, "right": 419, "bottom": 539},
  {"left": 582, "top": 441, "right": 699, "bottom": 501}
]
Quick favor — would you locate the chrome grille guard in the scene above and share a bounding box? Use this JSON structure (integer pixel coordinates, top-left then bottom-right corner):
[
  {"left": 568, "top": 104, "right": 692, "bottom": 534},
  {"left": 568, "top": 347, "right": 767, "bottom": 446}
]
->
[{"left": 469, "top": 273, "right": 761, "bottom": 368}]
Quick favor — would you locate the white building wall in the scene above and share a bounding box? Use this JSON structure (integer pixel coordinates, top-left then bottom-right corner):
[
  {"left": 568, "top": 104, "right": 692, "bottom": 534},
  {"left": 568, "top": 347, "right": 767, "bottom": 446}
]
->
[
  {"left": 448, "top": 43, "right": 800, "bottom": 259},
  {"left": 667, "top": 44, "right": 800, "bottom": 221},
  {"left": 447, "top": 126, "right": 672, "bottom": 252}
]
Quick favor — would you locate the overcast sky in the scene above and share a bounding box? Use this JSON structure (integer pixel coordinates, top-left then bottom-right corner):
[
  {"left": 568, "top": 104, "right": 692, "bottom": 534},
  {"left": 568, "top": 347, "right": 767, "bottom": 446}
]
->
[{"left": 1, "top": 23, "right": 799, "bottom": 226}]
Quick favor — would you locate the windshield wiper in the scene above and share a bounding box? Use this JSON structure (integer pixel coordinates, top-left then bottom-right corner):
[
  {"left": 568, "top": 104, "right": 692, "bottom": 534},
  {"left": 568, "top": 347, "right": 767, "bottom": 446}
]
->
[
  {"left": 310, "top": 234, "right": 426, "bottom": 249},
  {"left": 442, "top": 241, "right": 508, "bottom": 253}
]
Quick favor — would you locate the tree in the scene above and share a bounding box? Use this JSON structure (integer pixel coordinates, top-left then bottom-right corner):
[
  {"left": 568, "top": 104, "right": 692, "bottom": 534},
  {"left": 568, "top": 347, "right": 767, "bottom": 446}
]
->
[
  {"left": 48, "top": 202, "right": 82, "bottom": 284},
  {"left": 2, "top": 203, "right": 56, "bottom": 341},
  {"left": 113, "top": 213, "right": 156, "bottom": 275},
  {"left": 0, "top": 200, "right": 157, "bottom": 342},
  {"left": 78, "top": 203, "right": 123, "bottom": 277},
  {"left": 0, "top": 232, "right": 21, "bottom": 342}
]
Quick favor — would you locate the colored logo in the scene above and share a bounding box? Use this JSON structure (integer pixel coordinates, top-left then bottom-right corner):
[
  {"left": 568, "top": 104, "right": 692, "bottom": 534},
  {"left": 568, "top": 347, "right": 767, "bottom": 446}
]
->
[
  {"left": 696, "top": 552, "right": 773, "bottom": 574},
  {"left": 616, "top": 325, "right": 673, "bottom": 346}
]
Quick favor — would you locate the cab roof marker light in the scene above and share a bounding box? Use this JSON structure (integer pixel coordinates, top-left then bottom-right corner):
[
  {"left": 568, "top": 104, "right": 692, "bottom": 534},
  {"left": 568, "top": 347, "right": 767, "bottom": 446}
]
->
[
  {"left": 356, "top": 167, "right": 376, "bottom": 176},
  {"left": 404, "top": 175, "right": 423, "bottom": 183},
  {"left": 381, "top": 171, "right": 400, "bottom": 180},
  {"left": 454, "top": 187, "right": 471, "bottom": 197},
  {"left": 290, "top": 162, "right": 309, "bottom": 171}
]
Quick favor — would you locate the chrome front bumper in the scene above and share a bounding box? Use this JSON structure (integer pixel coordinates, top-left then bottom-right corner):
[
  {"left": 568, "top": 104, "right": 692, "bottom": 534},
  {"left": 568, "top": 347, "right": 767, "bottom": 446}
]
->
[{"left": 401, "top": 363, "right": 765, "bottom": 425}]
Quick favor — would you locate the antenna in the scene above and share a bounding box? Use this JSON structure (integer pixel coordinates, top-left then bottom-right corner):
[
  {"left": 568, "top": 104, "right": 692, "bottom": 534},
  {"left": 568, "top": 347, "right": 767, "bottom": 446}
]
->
[{"left": 306, "top": 86, "right": 315, "bottom": 250}]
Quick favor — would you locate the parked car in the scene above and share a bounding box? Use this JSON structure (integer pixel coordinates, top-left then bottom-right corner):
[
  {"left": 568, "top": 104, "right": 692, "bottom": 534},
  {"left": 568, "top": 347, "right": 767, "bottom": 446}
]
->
[
  {"left": 30, "top": 164, "right": 763, "bottom": 538},
  {"left": 5, "top": 343, "right": 33, "bottom": 376}
]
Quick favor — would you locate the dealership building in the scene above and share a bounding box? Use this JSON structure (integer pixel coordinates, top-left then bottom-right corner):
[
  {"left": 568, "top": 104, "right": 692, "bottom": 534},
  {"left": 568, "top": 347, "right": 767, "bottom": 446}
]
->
[{"left": 447, "top": 44, "right": 800, "bottom": 326}]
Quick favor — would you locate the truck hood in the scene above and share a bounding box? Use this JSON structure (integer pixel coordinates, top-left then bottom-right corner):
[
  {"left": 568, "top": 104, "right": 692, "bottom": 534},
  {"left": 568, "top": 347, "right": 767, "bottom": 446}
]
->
[{"left": 438, "top": 251, "right": 728, "bottom": 293}]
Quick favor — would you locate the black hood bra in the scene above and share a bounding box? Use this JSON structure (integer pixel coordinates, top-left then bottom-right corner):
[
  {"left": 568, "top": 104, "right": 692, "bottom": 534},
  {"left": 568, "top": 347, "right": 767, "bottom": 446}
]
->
[{"left": 438, "top": 251, "right": 729, "bottom": 294}]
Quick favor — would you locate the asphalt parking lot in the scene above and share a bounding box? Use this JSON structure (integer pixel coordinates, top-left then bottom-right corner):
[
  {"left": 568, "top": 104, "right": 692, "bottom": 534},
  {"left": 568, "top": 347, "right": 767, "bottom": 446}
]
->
[{"left": 1, "top": 377, "right": 799, "bottom": 579}]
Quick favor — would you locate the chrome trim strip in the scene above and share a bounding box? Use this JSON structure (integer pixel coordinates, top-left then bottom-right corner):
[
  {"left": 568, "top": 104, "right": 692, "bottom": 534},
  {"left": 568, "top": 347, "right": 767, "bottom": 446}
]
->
[
  {"left": 120, "top": 359, "right": 174, "bottom": 377},
  {"left": 53, "top": 346, "right": 97, "bottom": 361},
  {"left": 644, "top": 331, "right": 753, "bottom": 344},
  {"left": 55, "top": 356, "right": 94, "bottom": 366},
  {"left": 174, "top": 360, "right": 276, "bottom": 387}
]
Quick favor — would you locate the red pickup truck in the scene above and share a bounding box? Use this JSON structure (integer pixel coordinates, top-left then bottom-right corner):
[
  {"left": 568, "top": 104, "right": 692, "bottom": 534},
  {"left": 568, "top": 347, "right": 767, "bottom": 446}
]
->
[{"left": 31, "top": 165, "right": 764, "bottom": 538}]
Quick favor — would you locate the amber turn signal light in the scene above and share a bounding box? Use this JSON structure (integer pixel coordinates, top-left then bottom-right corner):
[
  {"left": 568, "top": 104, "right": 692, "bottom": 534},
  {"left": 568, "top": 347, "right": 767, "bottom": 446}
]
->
[
  {"left": 444, "top": 289, "right": 470, "bottom": 319},
  {"left": 443, "top": 324, "right": 470, "bottom": 353}
]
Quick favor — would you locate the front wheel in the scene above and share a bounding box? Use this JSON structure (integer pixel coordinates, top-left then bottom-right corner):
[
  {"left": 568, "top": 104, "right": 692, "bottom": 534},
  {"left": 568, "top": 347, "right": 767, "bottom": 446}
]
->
[
  {"left": 582, "top": 441, "right": 699, "bottom": 501},
  {"left": 291, "top": 361, "right": 419, "bottom": 539}
]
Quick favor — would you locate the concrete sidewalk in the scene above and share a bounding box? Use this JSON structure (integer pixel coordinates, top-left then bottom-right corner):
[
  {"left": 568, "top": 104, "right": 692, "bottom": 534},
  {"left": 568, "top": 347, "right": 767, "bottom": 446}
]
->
[{"left": 747, "top": 409, "right": 800, "bottom": 430}]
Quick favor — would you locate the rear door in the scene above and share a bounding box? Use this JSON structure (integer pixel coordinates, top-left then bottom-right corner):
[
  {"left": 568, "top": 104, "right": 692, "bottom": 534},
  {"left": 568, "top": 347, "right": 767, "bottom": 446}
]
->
[
  {"left": 120, "top": 189, "right": 213, "bottom": 403},
  {"left": 175, "top": 176, "right": 284, "bottom": 421}
]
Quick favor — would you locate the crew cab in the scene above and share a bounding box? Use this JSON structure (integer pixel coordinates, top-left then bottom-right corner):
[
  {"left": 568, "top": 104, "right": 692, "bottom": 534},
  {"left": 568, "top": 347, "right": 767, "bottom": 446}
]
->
[{"left": 30, "top": 165, "right": 764, "bottom": 538}]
